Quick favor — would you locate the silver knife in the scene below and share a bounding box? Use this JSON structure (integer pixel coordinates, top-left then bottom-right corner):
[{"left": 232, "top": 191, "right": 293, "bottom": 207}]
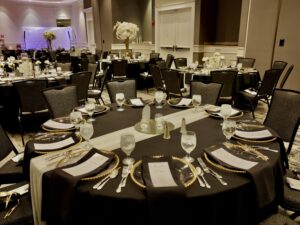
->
[{"left": 197, "top": 157, "right": 228, "bottom": 186}]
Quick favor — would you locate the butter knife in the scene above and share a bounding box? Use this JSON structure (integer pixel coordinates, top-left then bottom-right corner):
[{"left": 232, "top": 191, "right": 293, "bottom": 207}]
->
[{"left": 197, "top": 157, "right": 228, "bottom": 186}]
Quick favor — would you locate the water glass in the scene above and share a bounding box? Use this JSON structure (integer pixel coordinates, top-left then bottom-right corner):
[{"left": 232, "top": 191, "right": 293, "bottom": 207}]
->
[
  {"left": 120, "top": 133, "right": 136, "bottom": 165},
  {"left": 85, "top": 100, "right": 96, "bottom": 122},
  {"left": 70, "top": 111, "right": 83, "bottom": 135},
  {"left": 116, "top": 92, "right": 125, "bottom": 111},
  {"left": 192, "top": 94, "right": 202, "bottom": 112},
  {"left": 155, "top": 113, "right": 164, "bottom": 133},
  {"left": 220, "top": 104, "right": 232, "bottom": 122},
  {"left": 222, "top": 120, "right": 236, "bottom": 142},
  {"left": 181, "top": 131, "right": 197, "bottom": 163},
  {"left": 80, "top": 121, "right": 94, "bottom": 150},
  {"left": 155, "top": 91, "right": 164, "bottom": 109}
]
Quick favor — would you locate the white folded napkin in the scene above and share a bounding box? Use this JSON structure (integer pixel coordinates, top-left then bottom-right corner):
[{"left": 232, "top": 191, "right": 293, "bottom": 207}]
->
[
  {"left": 176, "top": 98, "right": 192, "bottom": 106},
  {"left": 235, "top": 129, "right": 273, "bottom": 140},
  {"left": 244, "top": 88, "right": 257, "bottom": 95},
  {"left": 43, "top": 119, "right": 74, "bottom": 130},
  {"left": 130, "top": 98, "right": 144, "bottom": 106}
]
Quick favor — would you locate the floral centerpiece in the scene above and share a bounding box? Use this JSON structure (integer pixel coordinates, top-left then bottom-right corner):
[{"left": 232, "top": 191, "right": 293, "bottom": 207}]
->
[
  {"left": 43, "top": 31, "right": 56, "bottom": 50},
  {"left": 202, "top": 52, "right": 225, "bottom": 69},
  {"left": 113, "top": 21, "right": 139, "bottom": 54}
]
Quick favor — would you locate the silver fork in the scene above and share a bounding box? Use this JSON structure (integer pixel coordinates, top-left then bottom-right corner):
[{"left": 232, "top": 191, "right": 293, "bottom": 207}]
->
[{"left": 116, "top": 166, "right": 129, "bottom": 193}]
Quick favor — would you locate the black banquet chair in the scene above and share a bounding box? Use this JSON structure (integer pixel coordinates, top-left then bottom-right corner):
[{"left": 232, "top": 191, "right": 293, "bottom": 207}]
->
[
  {"left": 105, "top": 79, "right": 137, "bottom": 103},
  {"left": 13, "top": 79, "right": 49, "bottom": 145},
  {"left": 42, "top": 85, "right": 78, "bottom": 118},
  {"left": 162, "top": 69, "right": 187, "bottom": 99},
  {"left": 272, "top": 60, "right": 288, "bottom": 71},
  {"left": 237, "top": 57, "right": 256, "bottom": 68},
  {"left": 166, "top": 54, "right": 174, "bottom": 69},
  {"left": 279, "top": 64, "right": 294, "bottom": 88},
  {"left": 174, "top": 58, "right": 187, "bottom": 69},
  {"left": 111, "top": 59, "right": 128, "bottom": 80},
  {"left": 70, "top": 71, "right": 91, "bottom": 105},
  {"left": 149, "top": 65, "right": 165, "bottom": 92},
  {"left": 88, "top": 67, "right": 109, "bottom": 105},
  {"left": 190, "top": 81, "right": 222, "bottom": 105}
]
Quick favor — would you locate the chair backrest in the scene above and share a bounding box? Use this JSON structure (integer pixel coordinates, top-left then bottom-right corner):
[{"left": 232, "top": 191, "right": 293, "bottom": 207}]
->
[
  {"left": 102, "top": 51, "right": 109, "bottom": 59},
  {"left": 0, "top": 125, "right": 18, "bottom": 161},
  {"left": 272, "top": 60, "right": 288, "bottom": 71},
  {"left": 105, "top": 79, "right": 137, "bottom": 103},
  {"left": 210, "top": 70, "right": 237, "bottom": 101},
  {"left": 264, "top": 89, "right": 300, "bottom": 154},
  {"left": 43, "top": 85, "right": 78, "bottom": 118},
  {"left": 87, "top": 54, "right": 97, "bottom": 64},
  {"left": 111, "top": 59, "right": 128, "bottom": 78},
  {"left": 56, "top": 62, "right": 71, "bottom": 72},
  {"left": 237, "top": 57, "right": 256, "bottom": 68},
  {"left": 70, "top": 72, "right": 91, "bottom": 104},
  {"left": 149, "top": 65, "right": 165, "bottom": 91},
  {"left": 161, "top": 69, "right": 182, "bottom": 98},
  {"left": 166, "top": 54, "right": 174, "bottom": 69},
  {"left": 190, "top": 81, "right": 222, "bottom": 105},
  {"left": 88, "top": 63, "right": 99, "bottom": 87},
  {"left": 279, "top": 64, "right": 294, "bottom": 88},
  {"left": 174, "top": 58, "right": 187, "bottom": 69},
  {"left": 257, "top": 69, "right": 282, "bottom": 96},
  {"left": 13, "top": 79, "right": 48, "bottom": 113},
  {"left": 150, "top": 52, "right": 160, "bottom": 59},
  {"left": 156, "top": 60, "right": 167, "bottom": 69}
]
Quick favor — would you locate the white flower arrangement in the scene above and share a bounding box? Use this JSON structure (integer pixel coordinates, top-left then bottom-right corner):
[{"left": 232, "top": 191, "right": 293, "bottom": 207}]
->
[
  {"left": 202, "top": 52, "right": 225, "bottom": 69},
  {"left": 44, "top": 60, "right": 51, "bottom": 65},
  {"left": 113, "top": 21, "right": 139, "bottom": 42},
  {"left": 0, "top": 62, "right": 5, "bottom": 68},
  {"left": 35, "top": 60, "right": 41, "bottom": 65},
  {"left": 7, "top": 56, "right": 16, "bottom": 69},
  {"left": 43, "top": 31, "right": 56, "bottom": 41}
]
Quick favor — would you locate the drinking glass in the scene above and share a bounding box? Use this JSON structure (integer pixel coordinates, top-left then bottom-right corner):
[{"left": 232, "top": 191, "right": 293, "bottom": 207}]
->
[
  {"left": 70, "top": 111, "right": 83, "bottom": 135},
  {"left": 120, "top": 133, "right": 136, "bottom": 165},
  {"left": 220, "top": 104, "right": 232, "bottom": 124},
  {"left": 155, "top": 91, "right": 164, "bottom": 109},
  {"left": 116, "top": 93, "right": 125, "bottom": 111},
  {"left": 155, "top": 113, "right": 164, "bottom": 133},
  {"left": 192, "top": 94, "right": 202, "bottom": 112},
  {"left": 85, "top": 100, "right": 96, "bottom": 122},
  {"left": 80, "top": 121, "right": 94, "bottom": 150},
  {"left": 181, "top": 131, "right": 197, "bottom": 163},
  {"left": 222, "top": 120, "right": 236, "bottom": 142}
]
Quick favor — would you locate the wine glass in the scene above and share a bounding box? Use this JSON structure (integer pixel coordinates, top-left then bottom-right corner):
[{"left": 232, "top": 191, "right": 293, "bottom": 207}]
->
[
  {"left": 116, "top": 92, "right": 125, "bottom": 111},
  {"left": 192, "top": 94, "right": 202, "bottom": 112},
  {"left": 155, "top": 91, "right": 164, "bottom": 109},
  {"left": 181, "top": 131, "right": 197, "bottom": 163},
  {"left": 80, "top": 121, "right": 94, "bottom": 150},
  {"left": 120, "top": 133, "right": 135, "bottom": 165},
  {"left": 85, "top": 100, "right": 96, "bottom": 122},
  {"left": 220, "top": 104, "right": 232, "bottom": 124},
  {"left": 222, "top": 120, "right": 236, "bottom": 142},
  {"left": 69, "top": 111, "right": 83, "bottom": 135}
]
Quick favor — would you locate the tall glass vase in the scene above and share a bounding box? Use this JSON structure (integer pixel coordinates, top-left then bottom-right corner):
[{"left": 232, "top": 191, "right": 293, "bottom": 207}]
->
[
  {"left": 47, "top": 40, "right": 52, "bottom": 50},
  {"left": 124, "top": 37, "right": 130, "bottom": 58}
]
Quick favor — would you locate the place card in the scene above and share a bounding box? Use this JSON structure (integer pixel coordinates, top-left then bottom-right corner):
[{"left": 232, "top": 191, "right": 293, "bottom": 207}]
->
[
  {"left": 176, "top": 98, "right": 192, "bottom": 106},
  {"left": 211, "top": 148, "right": 258, "bottom": 170},
  {"left": 148, "top": 162, "right": 177, "bottom": 187},
  {"left": 33, "top": 137, "right": 75, "bottom": 150},
  {"left": 130, "top": 98, "right": 144, "bottom": 106},
  {"left": 63, "top": 153, "right": 109, "bottom": 177},
  {"left": 235, "top": 129, "right": 273, "bottom": 139},
  {"left": 43, "top": 119, "right": 74, "bottom": 130},
  {"left": 286, "top": 177, "right": 300, "bottom": 191}
]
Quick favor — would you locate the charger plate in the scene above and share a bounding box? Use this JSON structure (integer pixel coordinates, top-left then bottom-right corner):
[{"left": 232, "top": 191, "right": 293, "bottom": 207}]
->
[
  {"left": 130, "top": 156, "right": 197, "bottom": 188},
  {"left": 167, "top": 98, "right": 193, "bottom": 108},
  {"left": 42, "top": 117, "right": 75, "bottom": 132},
  {"left": 33, "top": 132, "right": 82, "bottom": 154},
  {"left": 75, "top": 105, "right": 110, "bottom": 115}
]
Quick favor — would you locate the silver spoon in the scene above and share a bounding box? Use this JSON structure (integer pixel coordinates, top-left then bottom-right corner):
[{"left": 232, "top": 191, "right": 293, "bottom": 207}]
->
[
  {"left": 195, "top": 167, "right": 205, "bottom": 187},
  {"left": 97, "top": 168, "right": 120, "bottom": 190},
  {"left": 196, "top": 167, "right": 211, "bottom": 189}
]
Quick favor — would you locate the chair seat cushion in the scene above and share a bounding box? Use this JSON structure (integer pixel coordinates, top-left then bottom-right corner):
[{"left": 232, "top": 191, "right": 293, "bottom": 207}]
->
[{"left": 0, "top": 160, "right": 25, "bottom": 184}]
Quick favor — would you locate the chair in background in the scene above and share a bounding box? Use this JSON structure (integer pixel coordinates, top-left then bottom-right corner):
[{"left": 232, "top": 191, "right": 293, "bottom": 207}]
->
[
  {"left": 190, "top": 81, "right": 222, "bottom": 105},
  {"left": 111, "top": 59, "right": 128, "bottom": 80},
  {"left": 156, "top": 60, "right": 167, "bottom": 69},
  {"left": 87, "top": 63, "right": 99, "bottom": 88},
  {"left": 279, "top": 64, "right": 294, "bottom": 88},
  {"left": 133, "top": 52, "right": 141, "bottom": 58},
  {"left": 239, "top": 69, "right": 282, "bottom": 118},
  {"left": 211, "top": 70, "right": 237, "bottom": 105},
  {"left": 105, "top": 79, "right": 137, "bottom": 103},
  {"left": 162, "top": 69, "right": 187, "bottom": 99},
  {"left": 56, "top": 62, "right": 71, "bottom": 72},
  {"left": 149, "top": 65, "right": 165, "bottom": 92},
  {"left": 263, "top": 89, "right": 300, "bottom": 220},
  {"left": 150, "top": 52, "right": 160, "bottom": 60},
  {"left": 88, "top": 67, "right": 109, "bottom": 105},
  {"left": 87, "top": 54, "right": 97, "bottom": 64},
  {"left": 237, "top": 57, "right": 256, "bottom": 68},
  {"left": 70, "top": 72, "right": 91, "bottom": 104},
  {"left": 272, "top": 60, "right": 288, "bottom": 71},
  {"left": 174, "top": 58, "right": 187, "bottom": 69},
  {"left": 166, "top": 54, "right": 174, "bottom": 69},
  {"left": 43, "top": 85, "right": 78, "bottom": 118},
  {"left": 13, "top": 80, "right": 49, "bottom": 145}
]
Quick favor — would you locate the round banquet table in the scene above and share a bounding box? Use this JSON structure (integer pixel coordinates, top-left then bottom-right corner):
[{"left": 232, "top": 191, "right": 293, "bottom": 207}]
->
[{"left": 29, "top": 105, "right": 284, "bottom": 225}]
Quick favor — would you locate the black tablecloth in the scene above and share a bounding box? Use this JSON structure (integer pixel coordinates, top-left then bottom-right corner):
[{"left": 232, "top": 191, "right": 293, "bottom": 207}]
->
[{"left": 37, "top": 105, "right": 284, "bottom": 225}]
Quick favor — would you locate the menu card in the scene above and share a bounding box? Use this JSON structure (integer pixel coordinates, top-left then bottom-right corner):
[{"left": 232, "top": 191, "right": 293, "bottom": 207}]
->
[
  {"left": 63, "top": 153, "right": 109, "bottom": 177},
  {"left": 34, "top": 137, "right": 75, "bottom": 150},
  {"left": 130, "top": 98, "right": 144, "bottom": 106},
  {"left": 148, "top": 162, "right": 177, "bottom": 187},
  {"left": 235, "top": 129, "right": 273, "bottom": 139},
  {"left": 210, "top": 148, "right": 258, "bottom": 170},
  {"left": 43, "top": 120, "right": 74, "bottom": 130},
  {"left": 215, "top": 108, "right": 240, "bottom": 117},
  {"left": 286, "top": 177, "right": 300, "bottom": 191},
  {"left": 176, "top": 98, "right": 192, "bottom": 106}
]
